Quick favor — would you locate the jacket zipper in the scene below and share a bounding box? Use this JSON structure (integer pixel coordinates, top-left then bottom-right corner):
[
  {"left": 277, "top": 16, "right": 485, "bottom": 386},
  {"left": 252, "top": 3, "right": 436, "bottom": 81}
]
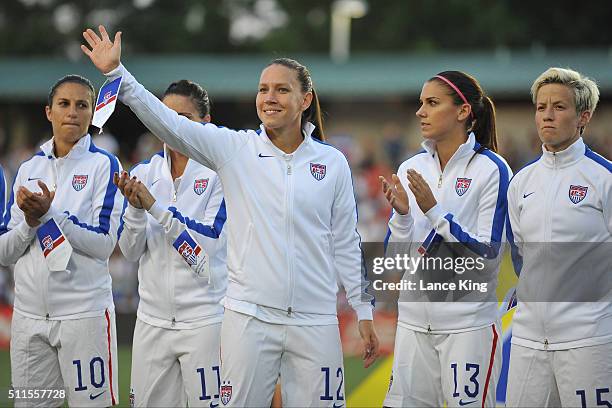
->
[
  {"left": 285, "top": 155, "right": 295, "bottom": 316},
  {"left": 541, "top": 154, "right": 557, "bottom": 345},
  {"left": 164, "top": 223, "right": 176, "bottom": 325},
  {"left": 44, "top": 159, "right": 59, "bottom": 318},
  {"left": 51, "top": 157, "right": 60, "bottom": 191},
  {"left": 40, "top": 250, "right": 49, "bottom": 319}
]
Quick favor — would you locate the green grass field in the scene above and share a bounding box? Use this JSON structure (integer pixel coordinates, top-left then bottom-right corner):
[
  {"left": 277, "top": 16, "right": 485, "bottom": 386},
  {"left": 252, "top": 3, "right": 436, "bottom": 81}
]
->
[{"left": 0, "top": 347, "right": 385, "bottom": 407}]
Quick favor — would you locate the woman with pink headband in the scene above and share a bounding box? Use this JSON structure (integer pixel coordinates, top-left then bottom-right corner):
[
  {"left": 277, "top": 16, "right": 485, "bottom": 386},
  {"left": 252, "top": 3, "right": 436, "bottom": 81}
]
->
[{"left": 380, "top": 71, "right": 512, "bottom": 407}]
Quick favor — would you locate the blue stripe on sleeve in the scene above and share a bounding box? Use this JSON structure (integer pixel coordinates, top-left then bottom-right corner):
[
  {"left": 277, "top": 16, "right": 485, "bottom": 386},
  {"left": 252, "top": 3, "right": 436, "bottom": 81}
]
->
[
  {"left": 88, "top": 143, "right": 120, "bottom": 234},
  {"left": 444, "top": 213, "right": 501, "bottom": 259},
  {"left": 505, "top": 213, "right": 522, "bottom": 276},
  {"left": 0, "top": 166, "right": 5, "bottom": 228},
  {"left": 584, "top": 147, "right": 612, "bottom": 172},
  {"left": 116, "top": 197, "right": 128, "bottom": 240},
  {"left": 65, "top": 143, "right": 120, "bottom": 234},
  {"left": 422, "top": 228, "right": 437, "bottom": 248},
  {"left": 383, "top": 209, "right": 393, "bottom": 253},
  {"left": 168, "top": 199, "right": 227, "bottom": 239},
  {"left": 474, "top": 146, "right": 510, "bottom": 244},
  {"left": 383, "top": 227, "right": 391, "bottom": 253},
  {"left": 64, "top": 212, "right": 108, "bottom": 234}
]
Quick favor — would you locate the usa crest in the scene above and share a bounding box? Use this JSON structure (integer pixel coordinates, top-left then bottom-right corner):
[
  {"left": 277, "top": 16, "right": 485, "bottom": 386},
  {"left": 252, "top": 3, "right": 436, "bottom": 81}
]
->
[
  {"left": 194, "top": 178, "right": 209, "bottom": 195},
  {"left": 37, "top": 220, "right": 66, "bottom": 258},
  {"left": 569, "top": 185, "right": 588, "bottom": 204},
  {"left": 220, "top": 382, "right": 232, "bottom": 406},
  {"left": 42, "top": 235, "right": 54, "bottom": 251},
  {"left": 177, "top": 240, "right": 201, "bottom": 266},
  {"left": 455, "top": 178, "right": 472, "bottom": 196},
  {"left": 310, "top": 163, "right": 326, "bottom": 181},
  {"left": 173, "top": 230, "right": 202, "bottom": 266},
  {"left": 72, "top": 175, "right": 88, "bottom": 191}
]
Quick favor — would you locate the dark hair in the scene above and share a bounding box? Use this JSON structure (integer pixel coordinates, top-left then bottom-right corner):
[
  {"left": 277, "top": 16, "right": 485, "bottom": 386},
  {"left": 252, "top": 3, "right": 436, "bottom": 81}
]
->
[
  {"left": 47, "top": 74, "right": 95, "bottom": 110},
  {"left": 267, "top": 58, "right": 325, "bottom": 141},
  {"left": 162, "top": 80, "right": 211, "bottom": 118},
  {"left": 431, "top": 71, "right": 498, "bottom": 152}
]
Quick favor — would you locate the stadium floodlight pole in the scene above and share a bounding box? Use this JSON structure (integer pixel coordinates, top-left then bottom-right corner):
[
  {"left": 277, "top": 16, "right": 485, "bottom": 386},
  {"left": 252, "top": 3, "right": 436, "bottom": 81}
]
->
[{"left": 330, "top": 0, "right": 368, "bottom": 63}]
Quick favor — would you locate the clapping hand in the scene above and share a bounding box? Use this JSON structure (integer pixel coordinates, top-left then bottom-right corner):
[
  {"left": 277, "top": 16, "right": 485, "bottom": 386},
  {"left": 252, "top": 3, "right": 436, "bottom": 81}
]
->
[
  {"left": 380, "top": 174, "right": 410, "bottom": 215},
  {"left": 113, "top": 172, "right": 156, "bottom": 211},
  {"left": 17, "top": 181, "right": 55, "bottom": 227},
  {"left": 406, "top": 169, "right": 437, "bottom": 214}
]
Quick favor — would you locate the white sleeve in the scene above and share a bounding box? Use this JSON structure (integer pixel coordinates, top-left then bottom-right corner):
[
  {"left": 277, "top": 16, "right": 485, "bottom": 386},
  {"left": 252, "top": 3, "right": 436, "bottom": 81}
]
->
[
  {"left": 117, "top": 204, "right": 147, "bottom": 262},
  {"left": 424, "top": 160, "right": 512, "bottom": 260},
  {"left": 0, "top": 170, "right": 38, "bottom": 266},
  {"left": 105, "top": 64, "right": 250, "bottom": 171},
  {"left": 117, "top": 166, "right": 147, "bottom": 262},
  {"left": 39, "top": 155, "right": 123, "bottom": 261},
  {"left": 147, "top": 178, "right": 227, "bottom": 259},
  {"left": 506, "top": 176, "right": 523, "bottom": 276},
  {"left": 332, "top": 158, "right": 374, "bottom": 321}
]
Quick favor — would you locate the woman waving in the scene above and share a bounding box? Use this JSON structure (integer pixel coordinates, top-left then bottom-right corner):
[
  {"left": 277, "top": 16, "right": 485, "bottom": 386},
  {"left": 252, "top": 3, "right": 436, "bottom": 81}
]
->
[{"left": 81, "top": 26, "right": 378, "bottom": 407}]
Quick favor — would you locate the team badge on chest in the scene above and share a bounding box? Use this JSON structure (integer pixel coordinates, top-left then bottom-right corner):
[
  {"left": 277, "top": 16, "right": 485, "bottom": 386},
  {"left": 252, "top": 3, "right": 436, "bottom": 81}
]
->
[
  {"left": 72, "top": 175, "right": 88, "bottom": 191},
  {"left": 310, "top": 163, "right": 326, "bottom": 181},
  {"left": 220, "top": 382, "right": 232, "bottom": 405},
  {"left": 194, "top": 178, "right": 209, "bottom": 195},
  {"left": 455, "top": 177, "right": 472, "bottom": 196},
  {"left": 569, "top": 185, "right": 588, "bottom": 204}
]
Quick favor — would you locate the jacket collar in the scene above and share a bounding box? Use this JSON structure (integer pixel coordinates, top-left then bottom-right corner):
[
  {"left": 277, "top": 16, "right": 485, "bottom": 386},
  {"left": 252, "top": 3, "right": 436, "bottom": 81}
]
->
[
  {"left": 163, "top": 144, "right": 193, "bottom": 179},
  {"left": 258, "top": 121, "right": 316, "bottom": 150},
  {"left": 421, "top": 131, "right": 477, "bottom": 160},
  {"left": 540, "top": 137, "right": 585, "bottom": 169},
  {"left": 40, "top": 133, "right": 91, "bottom": 159}
]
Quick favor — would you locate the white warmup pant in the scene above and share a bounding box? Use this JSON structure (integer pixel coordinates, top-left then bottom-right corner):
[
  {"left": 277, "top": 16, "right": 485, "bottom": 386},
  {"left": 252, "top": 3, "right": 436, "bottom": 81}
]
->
[
  {"left": 130, "top": 318, "right": 222, "bottom": 407},
  {"left": 219, "top": 309, "right": 345, "bottom": 408},
  {"left": 384, "top": 324, "right": 501, "bottom": 408},
  {"left": 10, "top": 309, "right": 118, "bottom": 408},
  {"left": 506, "top": 342, "right": 612, "bottom": 408}
]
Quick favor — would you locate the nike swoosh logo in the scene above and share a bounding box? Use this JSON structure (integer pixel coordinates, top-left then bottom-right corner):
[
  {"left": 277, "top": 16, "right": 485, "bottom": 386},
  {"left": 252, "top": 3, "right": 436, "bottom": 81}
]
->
[
  {"left": 210, "top": 402, "right": 219, "bottom": 408},
  {"left": 332, "top": 404, "right": 345, "bottom": 408},
  {"left": 89, "top": 390, "right": 105, "bottom": 400},
  {"left": 523, "top": 192, "right": 535, "bottom": 198},
  {"left": 27, "top": 177, "right": 42, "bottom": 181},
  {"left": 458, "top": 400, "right": 476, "bottom": 406},
  {"left": 258, "top": 153, "right": 274, "bottom": 158},
  {"left": 151, "top": 178, "right": 161, "bottom": 186}
]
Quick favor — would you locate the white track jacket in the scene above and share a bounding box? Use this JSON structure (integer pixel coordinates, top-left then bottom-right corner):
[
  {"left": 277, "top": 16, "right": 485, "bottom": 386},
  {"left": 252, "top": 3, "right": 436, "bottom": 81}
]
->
[
  {"left": 507, "top": 137, "right": 612, "bottom": 350},
  {"left": 0, "top": 135, "right": 122, "bottom": 319},
  {"left": 105, "top": 64, "right": 373, "bottom": 324},
  {"left": 119, "top": 147, "right": 227, "bottom": 329},
  {"left": 386, "top": 133, "right": 512, "bottom": 332}
]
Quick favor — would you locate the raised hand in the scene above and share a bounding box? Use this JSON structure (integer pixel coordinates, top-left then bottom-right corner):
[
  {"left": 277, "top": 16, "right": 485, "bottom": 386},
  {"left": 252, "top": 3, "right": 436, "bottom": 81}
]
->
[
  {"left": 406, "top": 169, "right": 437, "bottom": 214},
  {"left": 114, "top": 171, "right": 143, "bottom": 209},
  {"left": 380, "top": 174, "right": 410, "bottom": 215},
  {"left": 358, "top": 320, "right": 380, "bottom": 368},
  {"left": 81, "top": 25, "right": 122, "bottom": 74}
]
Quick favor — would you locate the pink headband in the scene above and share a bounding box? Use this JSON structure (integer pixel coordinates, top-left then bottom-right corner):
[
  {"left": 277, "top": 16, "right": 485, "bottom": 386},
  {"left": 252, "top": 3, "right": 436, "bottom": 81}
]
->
[{"left": 435, "top": 75, "right": 473, "bottom": 118}]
